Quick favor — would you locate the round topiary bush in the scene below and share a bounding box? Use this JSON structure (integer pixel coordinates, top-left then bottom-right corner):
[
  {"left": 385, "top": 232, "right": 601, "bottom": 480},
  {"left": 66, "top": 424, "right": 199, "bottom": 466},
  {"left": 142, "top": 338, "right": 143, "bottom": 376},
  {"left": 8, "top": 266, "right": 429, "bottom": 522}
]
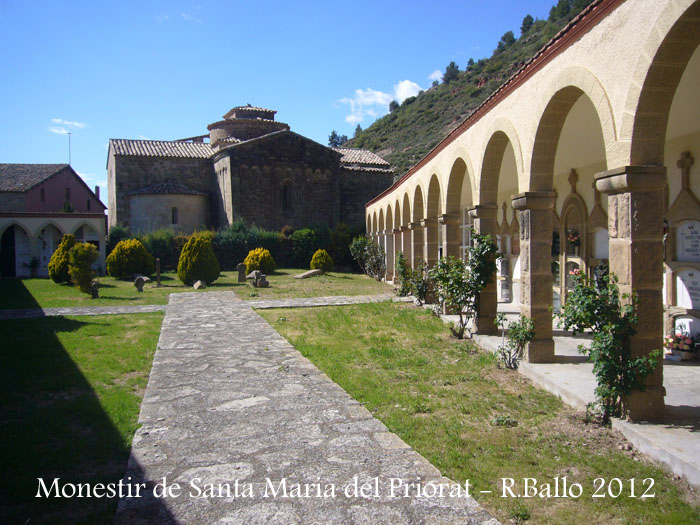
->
[
  {"left": 244, "top": 247, "right": 276, "bottom": 275},
  {"left": 106, "top": 239, "right": 155, "bottom": 280},
  {"left": 68, "top": 242, "right": 98, "bottom": 294},
  {"left": 48, "top": 234, "right": 77, "bottom": 284},
  {"left": 177, "top": 236, "right": 221, "bottom": 285},
  {"left": 310, "top": 249, "right": 333, "bottom": 272}
]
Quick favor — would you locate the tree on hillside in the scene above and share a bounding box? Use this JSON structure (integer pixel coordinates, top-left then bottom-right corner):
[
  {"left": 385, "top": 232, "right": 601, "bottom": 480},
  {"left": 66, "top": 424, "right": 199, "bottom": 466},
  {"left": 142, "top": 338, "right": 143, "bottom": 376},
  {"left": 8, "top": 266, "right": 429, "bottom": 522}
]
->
[
  {"left": 328, "top": 130, "right": 348, "bottom": 147},
  {"left": 354, "top": 124, "right": 362, "bottom": 137},
  {"left": 444, "top": 61, "right": 459, "bottom": 84},
  {"left": 467, "top": 58, "right": 475, "bottom": 70},
  {"left": 496, "top": 31, "right": 516, "bottom": 52},
  {"left": 389, "top": 100, "right": 399, "bottom": 112},
  {"left": 549, "top": 0, "right": 571, "bottom": 21},
  {"left": 521, "top": 14, "right": 534, "bottom": 35}
]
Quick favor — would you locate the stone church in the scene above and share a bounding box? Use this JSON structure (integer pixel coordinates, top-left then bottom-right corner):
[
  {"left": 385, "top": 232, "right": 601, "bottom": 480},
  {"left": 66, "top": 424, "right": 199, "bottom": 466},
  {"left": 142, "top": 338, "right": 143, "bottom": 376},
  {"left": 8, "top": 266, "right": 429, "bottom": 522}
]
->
[{"left": 107, "top": 105, "right": 393, "bottom": 233}]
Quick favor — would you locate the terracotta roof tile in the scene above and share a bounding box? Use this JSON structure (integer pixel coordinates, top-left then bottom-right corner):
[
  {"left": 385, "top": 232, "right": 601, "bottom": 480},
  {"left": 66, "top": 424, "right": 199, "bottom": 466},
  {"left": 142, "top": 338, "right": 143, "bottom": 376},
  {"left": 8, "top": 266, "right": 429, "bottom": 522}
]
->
[
  {"left": 0, "top": 163, "right": 68, "bottom": 192},
  {"left": 110, "top": 139, "right": 213, "bottom": 159},
  {"left": 333, "top": 148, "right": 391, "bottom": 167},
  {"left": 128, "top": 181, "right": 207, "bottom": 196}
]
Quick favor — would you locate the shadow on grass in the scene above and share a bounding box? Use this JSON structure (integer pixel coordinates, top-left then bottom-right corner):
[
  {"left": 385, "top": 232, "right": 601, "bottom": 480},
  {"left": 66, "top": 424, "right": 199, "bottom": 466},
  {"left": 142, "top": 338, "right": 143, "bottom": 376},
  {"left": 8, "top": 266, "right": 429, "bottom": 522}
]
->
[{"left": 0, "top": 281, "right": 173, "bottom": 523}]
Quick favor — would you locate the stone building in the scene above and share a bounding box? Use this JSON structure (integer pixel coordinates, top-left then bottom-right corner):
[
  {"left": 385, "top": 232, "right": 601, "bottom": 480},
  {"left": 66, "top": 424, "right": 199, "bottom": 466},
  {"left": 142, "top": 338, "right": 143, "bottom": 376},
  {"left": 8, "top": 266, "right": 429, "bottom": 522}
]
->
[
  {"left": 0, "top": 164, "right": 107, "bottom": 277},
  {"left": 108, "top": 105, "right": 392, "bottom": 234},
  {"left": 365, "top": 0, "right": 700, "bottom": 421}
]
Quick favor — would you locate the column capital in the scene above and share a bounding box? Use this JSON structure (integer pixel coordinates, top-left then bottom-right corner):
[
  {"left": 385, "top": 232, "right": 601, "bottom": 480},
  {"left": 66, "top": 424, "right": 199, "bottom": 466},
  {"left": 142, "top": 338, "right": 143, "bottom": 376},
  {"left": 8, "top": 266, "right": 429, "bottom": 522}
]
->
[
  {"left": 512, "top": 191, "right": 555, "bottom": 211},
  {"left": 408, "top": 221, "right": 422, "bottom": 230},
  {"left": 399, "top": 225, "right": 409, "bottom": 232},
  {"left": 438, "top": 213, "right": 461, "bottom": 225},
  {"left": 392, "top": 228, "right": 401, "bottom": 234},
  {"left": 468, "top": 203, "right": 498, "bottom": 219},
  {"left": 595, "top": 165, "right": 666, "bottom": 195},
  {"left": 420, "top": 218, "right": 438, "bottom": 228}
]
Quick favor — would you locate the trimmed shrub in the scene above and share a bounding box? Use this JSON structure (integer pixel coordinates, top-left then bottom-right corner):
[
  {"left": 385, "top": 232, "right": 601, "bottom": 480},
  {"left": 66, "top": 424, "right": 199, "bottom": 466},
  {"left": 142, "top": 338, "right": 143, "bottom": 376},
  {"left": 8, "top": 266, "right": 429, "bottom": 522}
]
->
[
  {"left": 177, "top": 236, "right": 220, "bottom": 285},
  {"left": 291, "top": 228, "right": 318, "bottom": 267},
  {"left": 48, "top": 234, "right": 77, "bottom": 284},
  {"left": 106, "top": 239, "right": 155, "bottom": 279},
  {"left": 106, "top": 225, "right": 130, "bottom": 257},
  {"left": 139, "top": 228, "right": 179, "bottom": 270},
  {"left": 244, "top": 247, "right": 276, "bottom": 275},
  {"left": 68, "top": 242, "right": 98, "bottom": 294},
  {"left": 310, "top": 249, "right": 333, "bottom": 272},
  {"left": 330, "top": 222, "right": 353, "bottom": 268}
]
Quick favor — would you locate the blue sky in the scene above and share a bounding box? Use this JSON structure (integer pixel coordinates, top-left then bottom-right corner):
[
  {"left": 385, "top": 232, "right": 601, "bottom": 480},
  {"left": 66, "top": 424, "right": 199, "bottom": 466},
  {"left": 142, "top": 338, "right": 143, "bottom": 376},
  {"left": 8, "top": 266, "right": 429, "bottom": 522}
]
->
[{"left": 0, "top": 0, "right": 556, "bottom": 206}]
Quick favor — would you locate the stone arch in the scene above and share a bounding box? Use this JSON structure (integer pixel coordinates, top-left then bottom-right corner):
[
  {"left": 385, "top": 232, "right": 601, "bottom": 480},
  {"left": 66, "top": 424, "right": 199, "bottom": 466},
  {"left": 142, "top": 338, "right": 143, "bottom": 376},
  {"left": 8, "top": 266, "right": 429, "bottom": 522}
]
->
[
  {"left": 402, "top": 193, "right": 411, "bottom": 226},
  {"left": 624, "top": 0, "right": 700, "bottom": 165},
  {"left": 372, "top": 211, "right": 377, "bottom": 234},
  {"left": 0, "top": 220, "right": 31, "bottom": 240},
  {"left": 71, "top": 220, "right": 100, "bottom": 239},
  {"left": 385, "top": 204, "right": 393, "bottom": 230},
  {"left": 426, "top": 174, "right": 442, "bottom": 219},
  {"left": 412, "top": 186, "right": 425, "bottom": 223},
  {"left": 480, "top": 129, "right": 521, "bottom": 204},
  {"left": 0, "top": 222, "right": 32, "bottom": 278},
  {"left": 378, "top": 209, "right": 385, "bottom": 232},
  {"left": 366, "top": 214, "right": 371, "bottom": 234},
  {"left": 445, "top": 157, "right": 474, "bottom": 214},
  {"left": 394, "top": 199, "right": 401, "bottom": 228},
  {"left": 34, "top": 219, "right": 66, "bottom": 239},
  {"left": 530, "top": 84, "right": 609, "bottom": 192}
]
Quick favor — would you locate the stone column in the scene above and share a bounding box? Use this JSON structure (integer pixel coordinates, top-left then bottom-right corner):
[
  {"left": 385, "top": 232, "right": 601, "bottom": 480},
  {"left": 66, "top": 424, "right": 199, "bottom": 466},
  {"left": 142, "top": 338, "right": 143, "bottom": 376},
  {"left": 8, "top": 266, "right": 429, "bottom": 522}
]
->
[
  {"left": 595, "top": 166, "right": 666, "bottom": 421},
  {"left": 384, "top": 230, "right": 395, "bottom": 282},
  {"left": 401, "top": 226, "right": 411, "bottom": 264},
  {"left": 422, "top": 218, "right": 439, "bottom": 268},
  {"left": 440, "top": 213, "right": 461, "bottom": 259},
  {"left": 409, "top": 222, "right": 424, "bottom": 269},
  {"left": 512, "top": 192, "right": 555, "bottom": 362},
  {"left": 393, "top": 228, "right": 402, "bottom": 262},
  {"left": 468, "top": 204, "right": 499, "bottom": 335}
]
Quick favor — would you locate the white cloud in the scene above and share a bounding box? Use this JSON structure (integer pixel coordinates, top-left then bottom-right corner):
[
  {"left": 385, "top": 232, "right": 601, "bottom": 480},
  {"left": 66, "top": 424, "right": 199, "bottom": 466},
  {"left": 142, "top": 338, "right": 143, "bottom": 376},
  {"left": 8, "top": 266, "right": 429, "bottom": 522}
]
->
[
  {"left": 339, "top": 88, "right": 393, "bottom": 124},
  {"left": 181, "top": 12, "right": 203, "bottom": 24},
  {"left": 51, "top": 118, "right": 86, "bottom": 129},
  {"left": 339, "top": 79, "right": 426, "bottom": 124},
  {"left": 138, "top": 134, "right": 151, "bottom": 140},
  {"left": 156, "top": 14, "right": 169, "bottom": 22},
  {"left": 428, "top": 69, "right": 443, "bottom": 82},
  {"left": 48, "top": 126, "right": 69, "bottom": 135},
  {"left": 393, "top": 80, "right": 421, "bottom": 103}
]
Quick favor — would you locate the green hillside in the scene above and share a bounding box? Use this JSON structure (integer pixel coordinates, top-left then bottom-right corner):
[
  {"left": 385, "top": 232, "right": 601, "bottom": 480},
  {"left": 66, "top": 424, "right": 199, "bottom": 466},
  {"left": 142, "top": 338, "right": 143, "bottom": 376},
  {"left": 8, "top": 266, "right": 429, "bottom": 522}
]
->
[{"left": 346, "top": 0, "right": 595, "bottom": 177}]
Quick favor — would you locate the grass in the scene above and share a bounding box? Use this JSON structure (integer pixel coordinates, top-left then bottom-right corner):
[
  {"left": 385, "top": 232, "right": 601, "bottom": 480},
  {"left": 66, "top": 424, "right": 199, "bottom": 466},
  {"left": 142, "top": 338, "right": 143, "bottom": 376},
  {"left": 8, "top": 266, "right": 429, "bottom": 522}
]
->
[
  {"left": 235, "top": 268, "right": 393, "bottom": 300},
  {"left": 259, "top": 302, "right": 700, "bottom": 524},
  {"left": 0, "top": 270, "right": 393, "bottom": 309},
  {"left": 0, "top": 312, "right": 164, "bottom": 523}
]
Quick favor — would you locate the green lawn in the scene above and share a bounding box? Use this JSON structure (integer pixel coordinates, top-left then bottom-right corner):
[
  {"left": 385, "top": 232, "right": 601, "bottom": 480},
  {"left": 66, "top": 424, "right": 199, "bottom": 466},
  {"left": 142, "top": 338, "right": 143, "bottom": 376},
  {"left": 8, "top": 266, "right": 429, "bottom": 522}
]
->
[
  {"left": 236, "top": 268, "right": 393, "bottom": 300},
  {"left": 0, "top": 313, "right": 164, "bottom": 523},
  {"left": 0, "top": 270, "right": 393, "bottom": 309},
  {"left": 259, "top": 302, "right": 700, "bottom": 524}
]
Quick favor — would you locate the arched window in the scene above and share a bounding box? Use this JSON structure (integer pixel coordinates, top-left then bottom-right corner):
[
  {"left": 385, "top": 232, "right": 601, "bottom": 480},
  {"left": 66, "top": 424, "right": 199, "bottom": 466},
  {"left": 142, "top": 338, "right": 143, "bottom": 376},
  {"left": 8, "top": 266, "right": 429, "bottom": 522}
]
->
[
  {"left": 281, "top": 181, "right": 292, "bottom": 213},
  {"left": 171, "top": 207, "right": 178, "bottom": 225}
]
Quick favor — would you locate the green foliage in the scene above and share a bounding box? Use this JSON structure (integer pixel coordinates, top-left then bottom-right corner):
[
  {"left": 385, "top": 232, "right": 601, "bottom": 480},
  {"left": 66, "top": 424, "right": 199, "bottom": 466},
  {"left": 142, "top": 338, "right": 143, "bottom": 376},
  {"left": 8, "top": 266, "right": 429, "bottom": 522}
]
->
[
  {"left": 291, "top": 228, "right": 318, "bottom": 267},
  {"left": 348, "top": 0, "right": 594, "bottom": 175},
  {"left": 556, "top": 273, "right": 660, "bottom": 424},
  {"left": 68, "top": 242, "right": 98, "bottom": 295},
  {"left": 138, "top": 228, "right": 180, "bottom": 271},
  {"left": 443, "top": 61, "right": 459, "bottom": 83},
  {"left": 310, "top": 249, "right": 334, "bottom": 272},
  {"left": 409, "top": 261, "right": 430, "bottom": 306},
  {"left": 244, "top": 247, "right": 276, "bottom": 275},
  {"left": 329, "top": 222, "right": 353, "bottom": 268},
  {"left": 328, "top": 130, "right": 347, "bottom": 147},
  {"left": 429, "top": 231, "right": 498, "bottom": 339},
  {"left": 389, "top": 100, "right": 399, "bottom": 112},
  {"left": 48, "top": 234, "right": 76, "bottom": 284},
  {"left": 495, "top": 313, "right": 535, "bottom": 369},
  {"left": 177, "top": 236, "right": 220, "bottom": 285},
  {"left": 496, "top": 31, "right": 516, "bottom": 52},
  {"left": 106, "top": 225, "right": 130, "bottom": 256},
  {"left": 395, "top": 252, "right": 412, "bottom": 296},
  {"left": 521, "top": 14, "right": 534, "bottom": 35},
  {"left": 106, "top": 239, "right": 155, "bottom": 280},
  {"left": 349, "top": 236, "right": 385, "bottom": 280},
  {"left": 354, "top": 124, "right": 362, "bottom": 137}
]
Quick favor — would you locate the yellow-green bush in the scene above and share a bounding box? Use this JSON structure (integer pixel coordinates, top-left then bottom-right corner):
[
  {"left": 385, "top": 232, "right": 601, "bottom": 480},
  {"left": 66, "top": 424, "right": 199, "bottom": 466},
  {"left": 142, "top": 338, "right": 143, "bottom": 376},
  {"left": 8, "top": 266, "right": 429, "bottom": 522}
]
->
[
  {"left": 244, "top": 247, "right": 276, "bottom": 275},
  {"left": 48, "top": 234, "right": 77, "bottom": 284},
  {"left": 68, "top": 242, "right": 98, "bottom": 294},
  {"left": 177, "top": 236, "right": 220, "bottom": 285},
  {"left": 106, "top": 239, "right": 154, "bottom": 279},
  {"left": 310, "top": 249, "right": 333, "bottom": 272}
]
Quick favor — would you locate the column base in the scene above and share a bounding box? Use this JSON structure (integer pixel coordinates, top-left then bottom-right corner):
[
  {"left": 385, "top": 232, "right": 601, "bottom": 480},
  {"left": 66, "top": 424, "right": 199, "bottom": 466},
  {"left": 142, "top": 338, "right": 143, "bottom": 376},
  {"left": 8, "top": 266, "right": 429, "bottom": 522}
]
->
[
  {"left": 525, "top": 338, "right": 555, "bottom": 363},
  {"left": 623, "top": 386, "right": 666, "bottom": 422}
]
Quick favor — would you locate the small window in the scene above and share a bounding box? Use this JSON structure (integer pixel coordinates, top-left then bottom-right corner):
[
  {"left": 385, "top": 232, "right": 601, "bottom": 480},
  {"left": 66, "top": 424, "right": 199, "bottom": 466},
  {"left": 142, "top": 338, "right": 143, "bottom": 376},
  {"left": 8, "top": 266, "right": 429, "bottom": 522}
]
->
[
  {"left": 87, "top": 199, "right": 91, "bottom": 211},
  {"left": 40, "top": 188, "right": 45, "bottom": 202},
  {"left": 65, "top": 188, "right": 70, "bottom": 201},
  {"left": 282, "top": 186, "right": 289, "bottom": 212},
  {"left": 171, "top": 207, "right": 178, "bottom": 225}
]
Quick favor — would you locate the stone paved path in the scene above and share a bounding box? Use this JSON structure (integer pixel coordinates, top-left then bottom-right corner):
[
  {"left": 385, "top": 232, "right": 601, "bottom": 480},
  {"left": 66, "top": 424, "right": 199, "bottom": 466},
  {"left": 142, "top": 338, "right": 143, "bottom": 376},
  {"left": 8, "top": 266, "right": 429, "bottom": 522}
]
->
[
  {"left": 0, "top": 304, "right": 167, "bottom": 320},
  {"left": 116, "top": 292, "right": 497, "bottom": 524}
]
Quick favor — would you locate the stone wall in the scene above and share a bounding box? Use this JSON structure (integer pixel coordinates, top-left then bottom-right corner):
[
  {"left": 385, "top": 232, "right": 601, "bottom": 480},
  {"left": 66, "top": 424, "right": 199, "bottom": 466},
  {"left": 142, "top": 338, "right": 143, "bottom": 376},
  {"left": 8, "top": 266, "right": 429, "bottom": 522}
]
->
[
  {"left": 129, "top": 194, "right": 209, "bottom": 234},
  {"left": 0, "top": 193, "right": 24, "bottom": 213},
  {"left": 340, "top": 169, "right": 393, "bottom": 228},
  {"left": 109, "top": 155, "right": 214, "bottom": 230}
]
